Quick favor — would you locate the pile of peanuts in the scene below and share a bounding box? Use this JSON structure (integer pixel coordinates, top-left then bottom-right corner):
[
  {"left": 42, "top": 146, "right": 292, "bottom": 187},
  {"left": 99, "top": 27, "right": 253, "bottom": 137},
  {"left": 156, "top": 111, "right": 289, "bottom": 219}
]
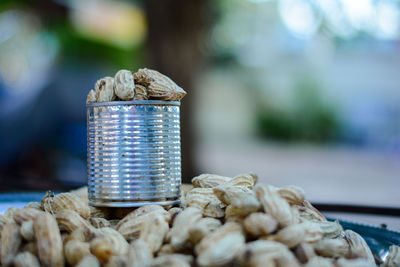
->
[
  {"left": 86, "top": 68, "right": 186, "bottom": 103},
  {"left": 0, "top": 173, "right": 399, "bottom": 267}
]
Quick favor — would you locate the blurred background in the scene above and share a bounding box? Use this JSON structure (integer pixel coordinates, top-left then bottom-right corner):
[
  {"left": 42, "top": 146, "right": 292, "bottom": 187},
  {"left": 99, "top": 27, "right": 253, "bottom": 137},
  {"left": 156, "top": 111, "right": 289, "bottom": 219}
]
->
[{"left": 0, "top": 0, "right": 399, "bottom": 208}]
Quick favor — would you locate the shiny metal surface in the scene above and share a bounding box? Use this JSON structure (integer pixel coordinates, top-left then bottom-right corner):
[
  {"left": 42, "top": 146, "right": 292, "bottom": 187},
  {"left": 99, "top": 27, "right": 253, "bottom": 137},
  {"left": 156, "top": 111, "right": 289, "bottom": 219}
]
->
[{"left": 87, "top": 100, "right": 181, "bottom": 207}]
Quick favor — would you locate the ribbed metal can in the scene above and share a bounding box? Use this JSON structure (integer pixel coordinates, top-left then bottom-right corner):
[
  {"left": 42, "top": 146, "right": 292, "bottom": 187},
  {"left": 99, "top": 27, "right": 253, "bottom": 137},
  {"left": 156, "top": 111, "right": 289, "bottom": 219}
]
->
[{"left": 87, "top": 100, "right": 181, "bottom": 207}]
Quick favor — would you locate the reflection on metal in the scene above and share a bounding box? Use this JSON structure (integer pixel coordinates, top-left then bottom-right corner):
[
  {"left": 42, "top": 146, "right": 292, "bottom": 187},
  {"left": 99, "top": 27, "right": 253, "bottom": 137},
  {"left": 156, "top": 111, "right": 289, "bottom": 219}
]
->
[{"left": 87, "top": 100, "right": 181, "bottom": 207}]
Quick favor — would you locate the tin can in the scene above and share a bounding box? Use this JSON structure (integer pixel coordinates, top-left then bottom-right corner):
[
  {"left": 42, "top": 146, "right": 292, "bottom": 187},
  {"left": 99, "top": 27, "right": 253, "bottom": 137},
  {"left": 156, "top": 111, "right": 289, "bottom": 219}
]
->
[{"left": 87, "top": 100, "right": 181, "bottom": 207}]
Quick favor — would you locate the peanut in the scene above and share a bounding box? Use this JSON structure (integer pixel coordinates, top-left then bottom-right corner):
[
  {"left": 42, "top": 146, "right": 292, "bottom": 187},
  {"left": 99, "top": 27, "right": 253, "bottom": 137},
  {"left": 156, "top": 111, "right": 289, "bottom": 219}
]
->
[{"left": 34, "top": 212, "right": 64, "bottom": 267}]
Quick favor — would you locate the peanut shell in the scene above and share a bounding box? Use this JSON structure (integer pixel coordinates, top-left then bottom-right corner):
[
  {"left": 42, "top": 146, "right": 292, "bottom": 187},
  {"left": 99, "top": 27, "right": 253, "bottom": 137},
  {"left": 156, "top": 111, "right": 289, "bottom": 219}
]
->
[
  {"left": 191, "top": 173, "right": 231, "bottom": 188},
  {"left": 95, "top": 76, "right": 115, "bottom": 102},
  {"left": 20, "top": 220, "right": 34, "bottom": 241},
  {"left": 76, "top": 255, "right": 100, "bottom": 267},
  {"left": 114, "top": 70, "right": 135, "bottom": 100},
  {"left": 14, "top": 252, "right": 40, "bottom": 267},
  {"left": 1, "top": 222, "right": 22, "bottom": 266},
  {"left": 105, "top": 255, "right": 128, "bottom": 267},
  {"left": 195, "top": 222, "right": 245, "bottom": 266},
  {"left": 255, "top": 184, "right": 294, "bottom": 227},
  {"left": 243, "top": 212, "right": 278, "bottom": 237},
  {"left": 139, "top": 212, "right": 169, "bottom": 253},
  {"left": 383, "top": 245, "right": 400, "bottom": 267},
  {"left": 134, "top": 68, "right": 186, "bottom": 101},
  {"left": 34, "top": 212, "right": 64, "bottom": 267},
  {"left": 128, "top": 239, "right": 153, "bottom": 267},
  {"left": 41, "top": 191, "right": 90, "bottom": 219},
  {"left": 64, "top": 239, "right": 91, "bottom": 265},
  {"left": 87, "top": 89, "right": 97, "bottom": 103},
  {"left": 168, "top": 207, "right": 202, "bottom": 250},
  {"left": 278, "top": 185, "right": 305, "bottom": 205},
  {"left": 188, "top": 217, "right": 221, "bottom": 244}
]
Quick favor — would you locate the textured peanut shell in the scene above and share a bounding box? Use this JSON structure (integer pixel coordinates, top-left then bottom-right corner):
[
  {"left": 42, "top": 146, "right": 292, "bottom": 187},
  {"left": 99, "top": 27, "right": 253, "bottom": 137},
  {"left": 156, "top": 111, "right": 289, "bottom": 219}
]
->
[
  {"left": 185, "top": 188, "right": 225, "bottom": 218},
  {"left": 128, "top": 239, "right": 153, "bottom": 267},
  {"left": 277, "top": 185, "right": 305, "bottom": 205},
  {"left": 87, "top": 89, "right": 97, "bottom": 103},
  {"left": 255, "top": 184, "right": 294, "bottom": 227},
  {"left": 294, "top": 243, "right": 317, "bottom": 264},
  {"left": 116, "top": 205, "right": 166, "bottom": 229},
  {"left": 224, "top": 191, "right": 261, "bottom": 217},
  {"left": 34, "top": 212, "right": 64, "bottom": 267},
  {"left": 383, "top": 245, "right": 400, "bottom": 267},
  {"left": 344, "top": 230, "right": 375, "bottom": 264},
  {"left": 168, "top": 207, "right": 203, "bottom": 250},
  {"left": 134, "top": 68, "right": 186, "bottom": 101},
  {"left": 21, "top": 242, "right": 38, "bottom": 255},
  {"left": 203, "top": 200, "right": 225, "bottom": 218},
  {"left": 240, "top": 240, "right": 277, "bottom": 267},
  {"left": 220, "top": 173, "right": 258, "bottom": 190},
  {"left": 317, "top": 220, "right": 343, "bottom": 238},
  {"left": 196, "top": 230, "right": 245, "bottom": 266},
  {"left": 188, "top": 217, "right": 221, "bottom": 244},
  {"left": 20, "top": 220, "right": 34, "bottom": 241},
  {"left": 13, "top": 252, "right": 41, "bottom": 267},
  {"left": 114, "top": 70, "right": 135, "bottom": 100},
  {"left": 117, "top": 207, "right": 170, "bottom": 241},
  {"left": 56, "top": 209, "right": 95, "bottom": 233},
  {"left": 270, "top": 222, "right": 323, "bottom": 248},
  {"left": 4, "top": 207, "right": 19, "bottom": 219},
  {"left": 64, "top": 240, "right": 91, "bottom": 265},
  {"left": 90, "top": 206, "right": 112, "bottom": 219},
  {"left": 243, "top": 212, "right": 278, "bottom": 237},
  {"left": 186, "top": 188, "right": 225, "bottom": 209},
  {"left": 90, "top": 237, "right": 114, "bottom": 263},
  {"left": 133, "top": 84, "right": 148, "bottom": 100},
  {"left": 158, "top": 244, "right": 175, "bottom": 255},
  {"left": 240, "top": 240, "right": 298, "bottom": 267},
  {"left": 76, "top": 255, "right": 100, "bottom": 267},
  {"left": 296, "top": 200, "right": 327, "bottom": 222},
  {"left": 150, "top": 254, "right": 191, "bottom": 267},
  {"left": 314, "top": 237, "right": 350, "bottom": 258},
  {"left": 91, "top": 217, "right": 111, "bottom": 228},
  {"left": 95, "top": 227, "right": 129, "bottom": 256},
  {"left": 213, "top": 185, "right": 252, "bottom": 205},
  {"left": 167, "top": 207, "right": 182, "bottom": 226},
  {"left": 275, "top": 250, "right": 301, "bottom": 267},
  {"left": 195, "top": 222, "right": 244, "bottom": 266},
  {"left": 41, "top": 191, "right": 90, "bottom": 219},
  {"left": 1, "top": 222, "right": 22, "bottom": 266},
  {"left": 0, "top": 214, "right": 13, "bottom": 233},
  {"left": 191, "top": 173, "right": 231, "bottom": 188},
  {"left": 304, "top": 256, "right": 335, "bottom": 267},
  {"left": 13, "top": 208, "right": 43, "bottom": 224},
  {"left": 70, "top": 186, "right": 89, "bottom": 202},
  {"left": 95, "top": 76, "right": 115, "bottom": 102},
  {"left": 336, "top": 258, "right": 376, "bottom": 267},
  {"left": 63, "top": 228, "right": 93, "bottom": 244},
  {"left": 24, "top": 202, "right": 41, "bottom": 210},
  {"left": 139, "top": 212, "right": 169, "bottom": 253},
  {"left": 105, "top": 255, "right": 128, "bottom": 267}
]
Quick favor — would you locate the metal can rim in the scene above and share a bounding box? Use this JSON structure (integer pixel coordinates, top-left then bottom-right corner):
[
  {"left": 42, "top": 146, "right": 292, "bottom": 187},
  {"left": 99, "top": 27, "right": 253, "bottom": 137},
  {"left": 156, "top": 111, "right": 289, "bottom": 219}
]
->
[{"left": 87, "top": 100, "right": 180, "bottom": 107}]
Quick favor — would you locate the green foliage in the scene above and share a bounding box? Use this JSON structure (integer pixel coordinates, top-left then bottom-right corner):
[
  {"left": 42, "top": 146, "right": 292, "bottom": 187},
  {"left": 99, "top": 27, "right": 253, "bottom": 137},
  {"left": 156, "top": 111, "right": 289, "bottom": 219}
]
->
[
  {"left": 256, "top": 78, "right": 340, "bottom": 143},
  {"left": 54, "top": 23, "right": 145, "bottom": 70}
]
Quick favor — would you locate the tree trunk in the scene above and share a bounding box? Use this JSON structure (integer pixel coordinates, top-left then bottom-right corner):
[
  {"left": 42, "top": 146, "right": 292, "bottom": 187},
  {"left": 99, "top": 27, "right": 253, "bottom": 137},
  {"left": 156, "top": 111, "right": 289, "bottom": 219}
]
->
[{"left": 144, "top": 0, "right": 209, "bottom": 183}]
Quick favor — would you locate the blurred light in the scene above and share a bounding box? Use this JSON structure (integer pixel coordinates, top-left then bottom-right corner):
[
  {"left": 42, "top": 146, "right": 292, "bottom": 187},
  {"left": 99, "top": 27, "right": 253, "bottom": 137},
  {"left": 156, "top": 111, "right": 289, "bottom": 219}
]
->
[
  {"left": 374, "top": 1, "right": 400, "bottom": 40},
  {"left": 340, "top": 0, "right": 374, "bottom": 31},
  {"left": 69, "top": 0, "right": 146, "bottom": 49},
  {"left": 247, "top": 0, "right": 273, "bottom": 2},
  {"left": 0, "top": 10, "right": 58, "bottom": 116},
  {"left": 279, "top": 0, "right": 320, "bottom": 39},
  {"left": 315, "top": 0, "right": 356, "bottom": 39},
  {"left": 0, "top": 11, "right": 20, "bottom": 43}
]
